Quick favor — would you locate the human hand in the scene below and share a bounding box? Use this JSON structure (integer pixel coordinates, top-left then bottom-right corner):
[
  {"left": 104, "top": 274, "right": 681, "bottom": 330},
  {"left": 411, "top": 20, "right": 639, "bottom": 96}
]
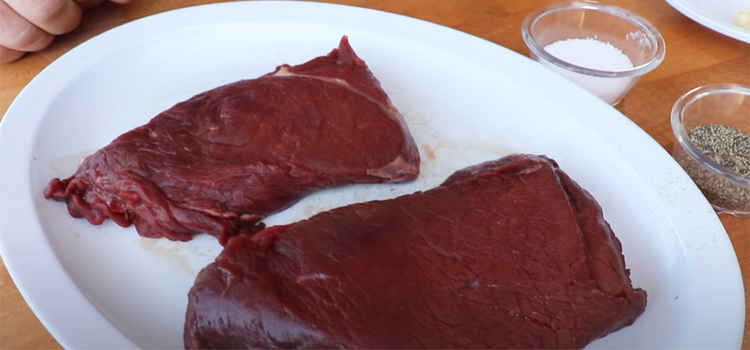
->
[{"left": 0, "top": 0, "right": 132, "bottom": 63}]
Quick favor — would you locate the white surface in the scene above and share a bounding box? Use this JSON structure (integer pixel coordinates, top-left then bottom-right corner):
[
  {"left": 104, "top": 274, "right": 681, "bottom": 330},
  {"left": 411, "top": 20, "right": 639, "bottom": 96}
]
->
[
  {"left": 665, "top": 0, "right": 750, "bottom": 43},
  {"left": 0, "top": 1, "right": 744, "bottom": 349}
]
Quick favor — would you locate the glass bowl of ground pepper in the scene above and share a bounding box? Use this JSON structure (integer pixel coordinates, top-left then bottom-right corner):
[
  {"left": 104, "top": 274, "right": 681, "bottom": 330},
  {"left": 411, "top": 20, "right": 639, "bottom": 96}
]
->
[{"left": 671, "top": 83, "right": 750, "bottom": 216}]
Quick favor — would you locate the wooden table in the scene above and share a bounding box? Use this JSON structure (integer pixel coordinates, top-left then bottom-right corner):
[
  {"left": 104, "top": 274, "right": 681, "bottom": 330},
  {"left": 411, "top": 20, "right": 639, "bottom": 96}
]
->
[{"left": 0, "top": 0, "right": 747, "bottom": 348}]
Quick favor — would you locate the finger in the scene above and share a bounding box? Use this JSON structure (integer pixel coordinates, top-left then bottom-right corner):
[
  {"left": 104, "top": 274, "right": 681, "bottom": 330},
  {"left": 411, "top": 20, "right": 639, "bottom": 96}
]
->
[
  {"left": 4, "top": 0, "right": 82, "bottom": 35},
  {"left": 0, "top": 45, "right": 26, "bottom": 63},
  {"left": 109, "top": 0, "right": 132, "bottom": 3},
  {"left": 0, "top": 1, "right": 54, "bottom": 52}
]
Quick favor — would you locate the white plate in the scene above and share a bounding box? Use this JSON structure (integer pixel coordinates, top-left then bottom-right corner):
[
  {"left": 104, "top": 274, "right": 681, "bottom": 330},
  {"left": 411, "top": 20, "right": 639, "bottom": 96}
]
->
[
  {"left": 0, "top": 1, "right": 744, "bottom": 349},
  {"left": 665, "top": 0, "right": 750, "bottom": 43}
]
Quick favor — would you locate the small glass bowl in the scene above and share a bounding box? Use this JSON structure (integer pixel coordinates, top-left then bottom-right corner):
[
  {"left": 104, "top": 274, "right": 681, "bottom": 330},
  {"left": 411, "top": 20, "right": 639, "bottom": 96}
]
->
[
  {"left": 671, "top": 83, "right": 750, "bottom": 216},
  {"left": 522, "top": 1, "right": 666, "bottom": 105}
]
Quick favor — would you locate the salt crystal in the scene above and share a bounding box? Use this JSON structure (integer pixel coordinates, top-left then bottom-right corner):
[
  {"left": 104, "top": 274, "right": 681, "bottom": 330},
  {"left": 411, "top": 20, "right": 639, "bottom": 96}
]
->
[{"left": 540, "top": 38, "right": 636, "bottom": 104}]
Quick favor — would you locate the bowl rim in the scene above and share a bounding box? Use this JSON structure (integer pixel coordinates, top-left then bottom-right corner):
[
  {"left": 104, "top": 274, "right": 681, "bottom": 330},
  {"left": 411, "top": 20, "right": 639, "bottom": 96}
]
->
[
  {"left": 521, "top": 0, "right": 667, "bottom": 78},
  {"left": 670, "top": 83, "right": 750, "bottom": 187}
]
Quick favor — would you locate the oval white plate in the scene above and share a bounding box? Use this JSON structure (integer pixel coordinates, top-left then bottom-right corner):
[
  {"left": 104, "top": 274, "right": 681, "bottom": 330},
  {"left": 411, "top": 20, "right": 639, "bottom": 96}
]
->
[
  {"left": 665, "top": 0, "right": 750, "bottom": 43},
  {"left": 0, "top": 1, "right": 744, "bottom": 349}
]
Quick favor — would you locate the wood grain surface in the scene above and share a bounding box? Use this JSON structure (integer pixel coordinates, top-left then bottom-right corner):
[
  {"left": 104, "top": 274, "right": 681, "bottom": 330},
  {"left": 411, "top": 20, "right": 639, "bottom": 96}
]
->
[{"left": 0, "top": 0, "right": 748, "bottom": 349}]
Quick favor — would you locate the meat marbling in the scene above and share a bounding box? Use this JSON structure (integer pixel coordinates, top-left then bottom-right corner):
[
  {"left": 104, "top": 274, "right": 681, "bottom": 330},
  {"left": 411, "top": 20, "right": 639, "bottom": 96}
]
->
[
  {"left": 184, "top": 154, "right": 647, "bottom": 349},
  {"left": 44, "top": 36, "right": 419, "bottom": 245}
]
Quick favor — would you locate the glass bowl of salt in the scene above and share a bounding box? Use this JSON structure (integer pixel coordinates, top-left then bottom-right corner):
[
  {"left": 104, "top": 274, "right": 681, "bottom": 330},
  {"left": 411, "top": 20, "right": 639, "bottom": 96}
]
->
[
  {"left": 671, "top": 83, "right": 750, "bottom": 217},
  {"left": 521, "top": 1, "right": 665, "bottom": 105}
]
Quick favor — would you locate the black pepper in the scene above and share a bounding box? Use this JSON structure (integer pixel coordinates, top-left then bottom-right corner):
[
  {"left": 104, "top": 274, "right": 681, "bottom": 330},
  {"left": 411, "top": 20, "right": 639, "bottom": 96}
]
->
[
  {"left": 675, "top": 124, "right": 750, "bottom": 215},
  {"left": 689, "top": 124, "right": 750, "bottom": 177}
]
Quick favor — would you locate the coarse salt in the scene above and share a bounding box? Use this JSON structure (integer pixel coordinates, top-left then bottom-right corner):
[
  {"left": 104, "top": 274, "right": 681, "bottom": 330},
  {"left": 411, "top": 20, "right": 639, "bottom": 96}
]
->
[
  {"left": 545, "top": 38, "right": 633, "bottom": 71},
  {"left": 540, "top": 38, "right": 635, "bottom": 104}
]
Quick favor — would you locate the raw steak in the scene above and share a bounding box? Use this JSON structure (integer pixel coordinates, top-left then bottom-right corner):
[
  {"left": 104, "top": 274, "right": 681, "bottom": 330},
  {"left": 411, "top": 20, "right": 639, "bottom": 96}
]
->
[
  {"left": 184, "top": 154, "right": 647, "bottom": 349},
  {"left": 44, "top": 36, "right": 419, "bottom": 245}
]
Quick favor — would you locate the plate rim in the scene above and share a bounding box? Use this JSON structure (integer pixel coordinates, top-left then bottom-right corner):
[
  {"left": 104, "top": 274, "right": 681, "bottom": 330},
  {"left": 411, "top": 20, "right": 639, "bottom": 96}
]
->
[
  {"left": 664, "top": 0, "right": 750, "bottom": 43},
  {"left": 0, "top": 1, "right": 744, "bottom": 349}
]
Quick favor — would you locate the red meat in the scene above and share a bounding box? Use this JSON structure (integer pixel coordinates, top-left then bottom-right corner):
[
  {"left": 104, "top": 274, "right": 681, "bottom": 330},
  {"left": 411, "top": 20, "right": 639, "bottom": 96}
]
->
[
  {"left": 184, "top": 154, "right": 646, "bottom": 349},
  {"left": 44, "top": 36, "right": 419, "bottom": 245}
]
